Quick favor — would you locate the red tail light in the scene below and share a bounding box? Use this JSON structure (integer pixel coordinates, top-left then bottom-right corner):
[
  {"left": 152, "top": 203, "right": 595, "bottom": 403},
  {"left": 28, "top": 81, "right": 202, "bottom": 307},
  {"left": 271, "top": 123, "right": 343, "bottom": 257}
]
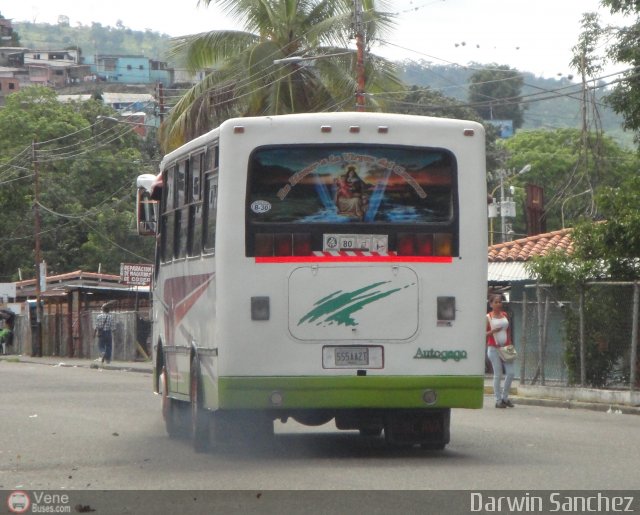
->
[
  {"left": 274, "top": 233, "right": 293, "bottom": 256},
  {"left": 399, "top": 233, "right": 450, "bottom": 256},
  {"left": 416, "top": 234, "right": 434, "bottom": 256},
  {"left": 293, "top": 233, "right": 312, "bottom": 256},
  {"left": 255, "top": 233, "right": 274, "bottom": 256},
  {"left": 397, "top": 233, "right": 415, "bottom": 256}
]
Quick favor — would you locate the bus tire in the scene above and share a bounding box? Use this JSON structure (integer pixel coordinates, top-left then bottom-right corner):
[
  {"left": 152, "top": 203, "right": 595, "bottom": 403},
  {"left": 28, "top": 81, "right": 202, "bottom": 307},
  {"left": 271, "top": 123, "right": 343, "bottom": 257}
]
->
[{"left": 190, "top": 357, "right": 209, "bottom": 452}]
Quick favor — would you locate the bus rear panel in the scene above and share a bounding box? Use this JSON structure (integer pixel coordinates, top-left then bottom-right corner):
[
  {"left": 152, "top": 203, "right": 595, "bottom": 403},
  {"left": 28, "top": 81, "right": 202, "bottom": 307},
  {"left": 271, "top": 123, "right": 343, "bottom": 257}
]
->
[{"left": 148, "top": 113, "right": 487, "bottom": 450}]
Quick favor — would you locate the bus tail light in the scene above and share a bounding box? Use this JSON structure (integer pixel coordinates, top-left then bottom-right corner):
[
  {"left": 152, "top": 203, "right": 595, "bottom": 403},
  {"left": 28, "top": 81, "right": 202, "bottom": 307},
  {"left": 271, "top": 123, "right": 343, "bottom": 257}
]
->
[
  {"left": 399, "top": 233, "right": 449, "bottom": 256},
  {"left": 255, "top": 233, "right": 313, "bottom": 257},
  {"left": 434, "top": 234, "right": 453, "bottom": 256},
  {"left": 274, "top": 234, "right": 292, "bottom": 256},
  {"left": 293, "top": 233, "right": 312, "bottom": 256},
  {"left": 397, "top": 233, "right": 415, "bottom": 256},
  {"left": 416, "top": 234, "right": 434, "bottom": 256},
  {"left": 255, "top": 234, "right": 274, "bottom": 256}
]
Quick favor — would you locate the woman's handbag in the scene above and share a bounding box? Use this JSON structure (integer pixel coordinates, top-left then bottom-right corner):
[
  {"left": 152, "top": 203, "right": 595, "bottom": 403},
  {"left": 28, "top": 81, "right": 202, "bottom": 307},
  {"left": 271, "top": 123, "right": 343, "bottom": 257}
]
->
[{"left": 497, "top": 344, "right": 517, "bottom": 363}]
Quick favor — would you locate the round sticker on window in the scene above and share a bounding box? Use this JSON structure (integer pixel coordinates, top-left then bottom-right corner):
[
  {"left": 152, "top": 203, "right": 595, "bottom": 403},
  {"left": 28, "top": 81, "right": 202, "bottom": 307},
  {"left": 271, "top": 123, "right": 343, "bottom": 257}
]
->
[{"left": 251, "top": 200, "right": 272, "bottom": 214}]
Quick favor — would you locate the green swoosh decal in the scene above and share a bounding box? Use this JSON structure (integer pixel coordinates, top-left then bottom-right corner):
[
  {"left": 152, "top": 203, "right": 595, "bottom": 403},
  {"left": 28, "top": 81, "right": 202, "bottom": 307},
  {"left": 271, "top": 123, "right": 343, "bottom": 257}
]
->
[{"left": 298, "top": 281, "right": 404, "bottom": 327}]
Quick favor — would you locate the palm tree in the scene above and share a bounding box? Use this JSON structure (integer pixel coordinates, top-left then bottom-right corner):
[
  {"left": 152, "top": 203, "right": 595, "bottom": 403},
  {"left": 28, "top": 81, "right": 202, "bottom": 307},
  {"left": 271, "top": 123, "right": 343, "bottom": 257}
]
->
[{"left": 160, "top": 0, "right": 403, "bottom": 151}]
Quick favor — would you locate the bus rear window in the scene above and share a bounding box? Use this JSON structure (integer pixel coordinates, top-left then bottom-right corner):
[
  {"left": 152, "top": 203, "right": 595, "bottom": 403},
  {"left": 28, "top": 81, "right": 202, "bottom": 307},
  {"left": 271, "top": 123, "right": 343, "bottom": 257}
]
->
[{"left": 248, "top": 145, "right": 455, "bottom": 224}]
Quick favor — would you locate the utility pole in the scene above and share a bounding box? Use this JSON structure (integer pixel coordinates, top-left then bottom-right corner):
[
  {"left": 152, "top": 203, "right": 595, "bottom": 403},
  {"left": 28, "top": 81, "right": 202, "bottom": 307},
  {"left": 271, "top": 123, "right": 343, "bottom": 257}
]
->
[
  {"left": 32, "top": 140, "right": 43, "bottom": 357},
  {"left": 157, "top": 82, "right": 165, "bottom": 123},
  {"left": 354, "top": 0, "right": 365, "bottom": 111}
]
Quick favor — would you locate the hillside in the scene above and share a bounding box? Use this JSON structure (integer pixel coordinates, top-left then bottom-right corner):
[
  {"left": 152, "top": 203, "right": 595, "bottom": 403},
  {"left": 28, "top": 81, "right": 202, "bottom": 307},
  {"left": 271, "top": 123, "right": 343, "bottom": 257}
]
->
[
  {"left": 11, "top": 20, "right": 629, "bottom": 143},
  {"left": 13, "top": 20, "right": 169, "bottom": 59},
  {"left": 398, "top": 60, "right": 627, "bottom": 140}
]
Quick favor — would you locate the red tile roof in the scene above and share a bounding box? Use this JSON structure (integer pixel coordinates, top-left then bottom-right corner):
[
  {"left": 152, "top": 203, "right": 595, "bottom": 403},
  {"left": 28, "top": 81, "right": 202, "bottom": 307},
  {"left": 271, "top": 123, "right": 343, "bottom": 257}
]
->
[{"left": 489, "top": 228, "right": 574, "bottom": 262}]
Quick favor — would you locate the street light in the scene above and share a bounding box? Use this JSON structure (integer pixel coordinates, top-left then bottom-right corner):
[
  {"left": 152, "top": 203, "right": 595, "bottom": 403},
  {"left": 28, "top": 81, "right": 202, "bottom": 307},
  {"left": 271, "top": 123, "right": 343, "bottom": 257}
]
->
[
  {"left": 273, "top": 51, "right": 365, "bottom": 111},
  {"left": 273, "top": 51, "right": 352, "bottom": 65},
  {"left": 488, "top": 164, "right": 531, "bottom": 244}
]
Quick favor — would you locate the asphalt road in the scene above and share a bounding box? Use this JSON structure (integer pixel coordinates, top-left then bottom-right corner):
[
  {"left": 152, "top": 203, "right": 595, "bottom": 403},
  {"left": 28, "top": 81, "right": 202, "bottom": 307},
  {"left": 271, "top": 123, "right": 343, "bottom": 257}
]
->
[{"left": 1, "top": 359, "right": 639, "bottom": 495}]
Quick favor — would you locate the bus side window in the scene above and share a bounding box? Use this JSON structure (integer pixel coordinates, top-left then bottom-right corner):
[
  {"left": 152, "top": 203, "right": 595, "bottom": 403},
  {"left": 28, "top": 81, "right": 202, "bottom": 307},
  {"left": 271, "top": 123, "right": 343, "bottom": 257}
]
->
[
  {"left": 176, "top": 159, "right": 189, "bottom": 259},
  {"left": 189, "top": 203, "right": 203, "bottom": 255},
  {"left": 176, "top": 159, "right": 187, "bottom": 206},
  {"left": 165, "top": 167, "right": 174, "bottom": 212},
  {"left": 162, "top": 212, "right": 175, "bottom": 262},
  {"left": 188, "top": 153, "right": 204, "bottom": 255},
  {"left": 203, "top": 172, "right": 217, "bottom": 253},
  {"left": 160, "top": 169, "right": 172, "bottom": 263},
  {"left": 205, "top": 144, "right": 216, "bottom": 172}
]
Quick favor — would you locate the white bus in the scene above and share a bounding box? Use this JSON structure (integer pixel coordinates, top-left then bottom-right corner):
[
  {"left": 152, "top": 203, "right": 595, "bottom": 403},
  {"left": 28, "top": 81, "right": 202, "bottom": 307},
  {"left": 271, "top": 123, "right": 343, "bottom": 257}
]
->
[{"left": 136, "top": 112, "right": 487, "bottom": 451}]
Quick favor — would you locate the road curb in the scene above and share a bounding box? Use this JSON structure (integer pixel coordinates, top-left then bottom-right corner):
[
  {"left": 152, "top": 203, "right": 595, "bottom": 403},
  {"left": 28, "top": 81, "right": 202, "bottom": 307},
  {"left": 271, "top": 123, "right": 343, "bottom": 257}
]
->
[
  {"left": 1, "top": 355, "right": 153, "bottom": 375},
  {"left": 510, "top": 396, "right": 640, "bottom": 415},
  {"left": 485, "top": 384, "right": 640, "bottom": 415}
]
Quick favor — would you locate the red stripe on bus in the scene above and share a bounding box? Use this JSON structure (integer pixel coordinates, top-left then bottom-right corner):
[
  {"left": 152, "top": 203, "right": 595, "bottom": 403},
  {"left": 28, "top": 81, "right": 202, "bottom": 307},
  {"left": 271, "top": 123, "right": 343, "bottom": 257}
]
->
[{"left": 255, "top": 256, "right": 453, "bottom": 264}]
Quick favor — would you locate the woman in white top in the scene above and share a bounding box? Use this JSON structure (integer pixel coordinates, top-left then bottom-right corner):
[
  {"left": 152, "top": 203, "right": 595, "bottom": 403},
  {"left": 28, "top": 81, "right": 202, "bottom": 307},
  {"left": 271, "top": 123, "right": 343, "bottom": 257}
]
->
[{"left": 486, "top": 294, "right": 515, "bottom": 408}]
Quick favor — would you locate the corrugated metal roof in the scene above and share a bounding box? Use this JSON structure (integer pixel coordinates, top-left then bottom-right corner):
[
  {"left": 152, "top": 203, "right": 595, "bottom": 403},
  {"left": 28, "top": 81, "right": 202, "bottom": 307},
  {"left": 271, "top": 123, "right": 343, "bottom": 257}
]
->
[{"left": 488, "top": 262, "right": 531, "bottom": 282}]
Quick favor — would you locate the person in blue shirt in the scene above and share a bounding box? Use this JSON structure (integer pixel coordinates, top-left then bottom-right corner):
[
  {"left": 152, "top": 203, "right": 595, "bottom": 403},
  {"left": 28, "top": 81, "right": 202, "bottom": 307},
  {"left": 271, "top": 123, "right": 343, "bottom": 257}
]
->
[{"left": 94, "top": 304, "right": 114, "bottom": 364}]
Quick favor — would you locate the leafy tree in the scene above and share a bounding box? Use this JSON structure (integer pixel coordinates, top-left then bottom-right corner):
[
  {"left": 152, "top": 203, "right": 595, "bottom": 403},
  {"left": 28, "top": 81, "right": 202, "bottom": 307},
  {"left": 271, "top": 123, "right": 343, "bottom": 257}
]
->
[
  {"left": 0, "top": 12, "right": 21, "bottom": 45},
  {"left": 388, "top": 85, "right": 484, "bottom": 120},
  {"left": 526, "top": 174, "right": 640, "bottom": 386},
  {"left": 468, "top": 65, "right": 527, "bottom": 129},
  {"left": 600, "top": 0, "right": 640, "bottom": 143},
  {"left": 0, "top": 86, "right": 155, "bottom": 281},
  {"left": 498, "top": 128, "right": 638, "bottom": 235},
  {"left": 386, "top": 85, "right": 503, "bottom": 172},
  {"left": 160, "top": 0, "right": 403, "bottom": 150}
]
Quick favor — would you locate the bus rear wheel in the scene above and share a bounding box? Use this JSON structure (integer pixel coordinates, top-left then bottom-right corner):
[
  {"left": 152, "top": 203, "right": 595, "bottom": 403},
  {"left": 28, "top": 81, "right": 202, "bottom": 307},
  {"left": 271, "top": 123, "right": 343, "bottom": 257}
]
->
[{"left": 190, "top": 357, "right": 210, "bottom": 452}]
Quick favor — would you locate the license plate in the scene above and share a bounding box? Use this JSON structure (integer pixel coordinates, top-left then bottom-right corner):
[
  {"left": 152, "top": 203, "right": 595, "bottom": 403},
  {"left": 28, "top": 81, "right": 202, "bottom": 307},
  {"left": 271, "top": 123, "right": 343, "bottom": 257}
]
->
[
  {"left": 336, "top": 347, "right": 369, "bottom": 366},
  {"left": 322, "top": 346, "right": 384, "bottom": 369}
]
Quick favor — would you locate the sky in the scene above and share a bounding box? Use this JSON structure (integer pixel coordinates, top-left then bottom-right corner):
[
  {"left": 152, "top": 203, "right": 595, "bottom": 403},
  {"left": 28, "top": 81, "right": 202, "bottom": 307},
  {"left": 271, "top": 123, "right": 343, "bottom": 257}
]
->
[{"left": 3, "top": 0, "right": 632, "bottom": 79}]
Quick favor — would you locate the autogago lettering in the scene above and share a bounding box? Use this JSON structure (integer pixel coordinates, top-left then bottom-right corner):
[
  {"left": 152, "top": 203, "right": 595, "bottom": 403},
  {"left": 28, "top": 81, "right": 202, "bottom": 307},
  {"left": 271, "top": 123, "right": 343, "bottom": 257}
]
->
[
  {"left": 470, "top": 492, "right": 635, "bottom": 512},
  {"left": 413, "top": 348, "right": 467, "bottom": 362}
]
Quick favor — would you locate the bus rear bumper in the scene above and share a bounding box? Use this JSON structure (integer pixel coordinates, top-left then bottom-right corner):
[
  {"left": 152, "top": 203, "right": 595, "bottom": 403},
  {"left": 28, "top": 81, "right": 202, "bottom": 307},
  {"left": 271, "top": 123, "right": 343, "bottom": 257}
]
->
[{"left": 217, "top": 375, "right": 483, "bottom": 410}]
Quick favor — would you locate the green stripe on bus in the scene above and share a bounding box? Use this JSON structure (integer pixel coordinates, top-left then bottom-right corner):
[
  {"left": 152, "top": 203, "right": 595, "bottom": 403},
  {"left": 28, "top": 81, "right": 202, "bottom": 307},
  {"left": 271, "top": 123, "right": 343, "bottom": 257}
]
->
[{"left": 217, "top": 376, "right": 483, "bottom": 409}]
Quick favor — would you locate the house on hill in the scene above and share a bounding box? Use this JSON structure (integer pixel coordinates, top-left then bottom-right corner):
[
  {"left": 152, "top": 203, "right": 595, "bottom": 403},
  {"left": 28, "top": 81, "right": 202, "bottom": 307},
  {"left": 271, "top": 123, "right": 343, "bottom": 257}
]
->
[{"left": 84, "top": 54, "right": 174, "bottom": 86}]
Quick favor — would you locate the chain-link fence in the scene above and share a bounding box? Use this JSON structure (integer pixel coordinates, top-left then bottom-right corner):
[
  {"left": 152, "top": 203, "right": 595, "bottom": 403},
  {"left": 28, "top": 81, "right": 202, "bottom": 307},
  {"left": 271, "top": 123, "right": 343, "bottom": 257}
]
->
[
  {"left": 7, "top": 310, "right": 151, "bottom": 361},
  {"left": 513, "top": 282, "right": 639, "bottom": 390}
]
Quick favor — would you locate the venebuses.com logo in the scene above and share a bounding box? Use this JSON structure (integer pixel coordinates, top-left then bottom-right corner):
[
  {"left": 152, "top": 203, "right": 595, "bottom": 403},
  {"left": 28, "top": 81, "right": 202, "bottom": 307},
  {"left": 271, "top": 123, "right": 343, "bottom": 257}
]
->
[
  {"left": 7, "top": 491, "right": 30, "bottom": 514},
  {"left": 7, "top": 490, "right": 72, "bottom": 513}
]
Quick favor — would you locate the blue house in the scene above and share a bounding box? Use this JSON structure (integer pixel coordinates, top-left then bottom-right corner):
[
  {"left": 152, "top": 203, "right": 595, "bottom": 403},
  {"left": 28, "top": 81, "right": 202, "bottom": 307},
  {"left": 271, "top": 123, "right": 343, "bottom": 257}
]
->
[{"left": 84, "top": 55, "right": 174, "bottom": 86}]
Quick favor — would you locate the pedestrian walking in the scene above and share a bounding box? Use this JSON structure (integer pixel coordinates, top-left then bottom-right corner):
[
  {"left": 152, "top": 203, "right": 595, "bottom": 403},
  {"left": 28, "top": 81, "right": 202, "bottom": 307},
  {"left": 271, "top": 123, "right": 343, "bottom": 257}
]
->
[
  {"left": 94, "top": 304, "right": 114, "bottom": 364},
  {"left": 486, "top": 294, "right": 515, "bottom": 408}
]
